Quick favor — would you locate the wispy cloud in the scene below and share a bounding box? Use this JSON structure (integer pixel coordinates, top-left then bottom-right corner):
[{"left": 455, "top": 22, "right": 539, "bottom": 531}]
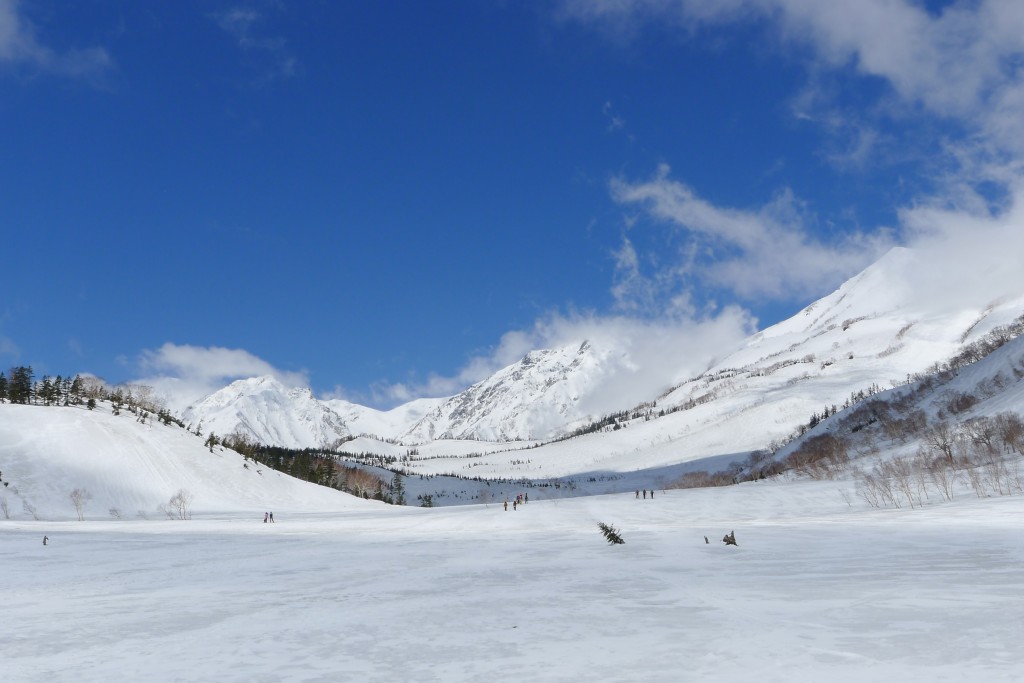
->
[
  {"left": 610, "top": 164, "right": 894, "bottom": 303},
  {"left": 558, "top": 0, "right": 1024, "bottom": 163},
  {"left": 0, "top": 0, "right": 113, "bottom": 83},
  {"left": 602, "top": 100, "right": 625, "bottom": 132},
  {"left": 211, "top": 5, "right": 297, "bottom": 85},
  {"left": 0, "top": 334, "right": 18, "bottom": 358}
]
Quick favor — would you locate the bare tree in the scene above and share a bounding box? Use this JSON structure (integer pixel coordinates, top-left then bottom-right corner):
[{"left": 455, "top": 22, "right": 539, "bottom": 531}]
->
[
  {"left": 169, "top": 489, "right": 193, "bottom": 520},
  {"left": 883, "top": 456, "right": 922, "bottom": 508},
  {"left": 995, "top": 412, "right": 1024, "bottom": 453},
  {"left": 122, "top": 383, "right": 163, "bottom": 412},
  {"left": 924, "top": 421, "right": 958, "bottom": 464},
  {"left": 0, "top": 496, "right": 9, "bottom": 519},
  {"left": 78, "top": 375, "right": 107, "bottom": 400},
  {"left": 880, "top": 417, "right": 905, "bottom": 445},
  {"left": 964, "top": 462, "right": 986, "bottom": 498},
  {"left": 855, "top": 461, "right": 900, "bottom": 508},
  {"left": 853, "top": 467, "right": 882, "bottom": 508},
  {"left": 926, "top": 454, "right": 957, "bottom": 502},
  {"left": 962, "top": 416, "right": 998, "bottom": 454},
  {"left": 69, "top": 488, "right": 92, "bottom": 521}
]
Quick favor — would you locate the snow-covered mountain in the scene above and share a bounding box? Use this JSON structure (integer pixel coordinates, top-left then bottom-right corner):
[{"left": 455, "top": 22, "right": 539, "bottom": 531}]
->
[
  {"left": 182, "top": 376, "right": 352, "bottom": 449},
  {"left": 649, "top": 246, "right": 1024, "bottom": 438},
  {"left": 180, "top": 376, "right": 447, "bottom": 448},
  {"left": 181, "top": 246, "right": 1024, "bottom": 457},
  {"left": 398, "top": 340, "right": 627, "bottom": 442}
]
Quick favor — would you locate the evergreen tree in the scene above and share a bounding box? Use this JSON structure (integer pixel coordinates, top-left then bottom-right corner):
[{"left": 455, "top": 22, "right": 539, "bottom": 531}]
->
[
  {"left": 110, "top": 388, "right": 124, "bottom": 415},
  {"left": 391, "top": 471, "right": 406, "bottom": 506},
  {"left": 70, "top": 375, "right": 83, "bottom": 405},
  {"left": 0, "top": 372, "right": 7, "bottom": 403},
  {"left": 39, "top": 376, "right": 54, "bottom": 406},
  {"left": 7, "top": 366, "right": 33, "bottom": 404},
  {"left": 598, "top": 522, "right": 625, "bottom": 545}
]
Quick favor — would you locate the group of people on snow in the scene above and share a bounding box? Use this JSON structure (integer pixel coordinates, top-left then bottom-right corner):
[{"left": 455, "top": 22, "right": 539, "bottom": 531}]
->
[
  {"left": 635, "top": 489, "right": 655, "bottom": 499},
  {"left": 263, "top": 511, "right": 275, "bottom": 523},
  {"left": 503, "top": 492, "right": 528, "bottom": 511}
]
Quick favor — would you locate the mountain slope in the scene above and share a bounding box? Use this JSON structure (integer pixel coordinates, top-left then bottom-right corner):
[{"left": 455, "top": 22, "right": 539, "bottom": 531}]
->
[
  {"left": 657, "top": 246, "right": 1024, "bottom": 430},
  {"left": 0, "top": 401, "right": 367, "bottom": 520}
]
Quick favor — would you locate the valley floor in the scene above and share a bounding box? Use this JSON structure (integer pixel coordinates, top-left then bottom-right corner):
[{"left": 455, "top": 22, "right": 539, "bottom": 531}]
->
[{"left": 3, "top": 480, "right": 1023, "bottom": 682}]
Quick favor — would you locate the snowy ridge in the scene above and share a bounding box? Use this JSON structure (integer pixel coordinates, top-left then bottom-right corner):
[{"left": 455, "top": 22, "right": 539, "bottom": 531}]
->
[{"left": 324, "top": 396, "right": 446, "bottom": 441}]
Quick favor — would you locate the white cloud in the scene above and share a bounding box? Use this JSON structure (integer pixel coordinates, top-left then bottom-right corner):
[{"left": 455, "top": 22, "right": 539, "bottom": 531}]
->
[
  {"left": 897, "top": 179, "right": 1024, "bottom": 311},
  {"left": 0, "top": 0, "right": 112, "bottom": 82},
  {"left": 133, "top": 343, "right": 308, "bottom": 413},
  {"left": 559, "top": 0, "right": 1024, "bottom": 157},
  {"left": 610, "top": 164, "right": 894, "bottom": 303}
]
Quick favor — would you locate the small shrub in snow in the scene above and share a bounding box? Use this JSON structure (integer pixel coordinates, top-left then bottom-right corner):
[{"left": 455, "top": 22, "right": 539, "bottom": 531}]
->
[{"left": 598, "top": 522, "right": 625, "bottom": 545}]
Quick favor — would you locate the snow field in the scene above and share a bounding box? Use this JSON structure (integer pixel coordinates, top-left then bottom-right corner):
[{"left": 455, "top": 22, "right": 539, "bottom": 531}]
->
[{"left": 4, "top": 481, "right": 1024, "bottom": 682}]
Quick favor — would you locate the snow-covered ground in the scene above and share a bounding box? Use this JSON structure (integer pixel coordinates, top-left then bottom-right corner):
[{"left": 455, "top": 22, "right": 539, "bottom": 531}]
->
[{"left": 4, "top": 480, "right": 1024, "bottom": 682}]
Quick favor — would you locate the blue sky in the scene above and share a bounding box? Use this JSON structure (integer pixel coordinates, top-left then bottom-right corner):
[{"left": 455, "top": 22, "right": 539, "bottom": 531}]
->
[{"left": 2, "top": 0, "right": 1023, "bottom": 410}]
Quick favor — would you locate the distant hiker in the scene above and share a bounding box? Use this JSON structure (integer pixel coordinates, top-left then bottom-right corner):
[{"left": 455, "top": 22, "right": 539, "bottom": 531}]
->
[
  {"left": 504, "top": 499, "right": 508, "bottom": 511},
  {"left": 269, "top": 512, "right": 274, "bottom": 523},
  {"left": 513, "top": 500, "right": 517, "bottom": 511},
  {"left": 642, "top": 489, "right": 647, "bottom": 499},
  {"left": 264, "top": 512, "right": 269, "bottom": 523},
  {"left": 704, "top": 536, "right": 709, "bottom": 544},
  {"left": 650, "top": 490, "right": 654, "bottom": 500},
  {"left": 635, "top": 490, "right": 639, "bottom": 499},
  {"left": 43, "top": 536, "right": 48, "bottom": 546},
  {"left": 524, "top": 492, "right": 528, "bottom": 504}
]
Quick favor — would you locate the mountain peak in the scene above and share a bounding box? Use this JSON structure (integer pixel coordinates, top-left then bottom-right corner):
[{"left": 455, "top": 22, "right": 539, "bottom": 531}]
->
[{"left": 183, "top": 376, "right": 350, "bottom": 448}]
